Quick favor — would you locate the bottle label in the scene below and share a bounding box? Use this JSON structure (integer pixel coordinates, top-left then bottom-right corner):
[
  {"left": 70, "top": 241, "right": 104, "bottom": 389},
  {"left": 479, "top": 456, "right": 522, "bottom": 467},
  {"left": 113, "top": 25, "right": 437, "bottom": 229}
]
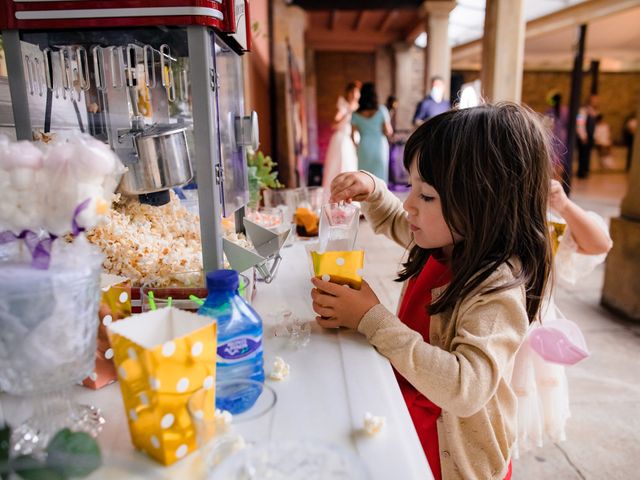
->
[{"left": 217, "top": 335, "right": 262, "bottom": 364}]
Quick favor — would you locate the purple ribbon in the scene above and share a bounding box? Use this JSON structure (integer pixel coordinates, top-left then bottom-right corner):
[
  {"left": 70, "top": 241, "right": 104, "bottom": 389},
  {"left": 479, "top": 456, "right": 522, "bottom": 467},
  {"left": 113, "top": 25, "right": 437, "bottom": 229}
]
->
[
  {"left": 0, "top": 229, "right": 57, "bottom": 270},
  {"left": 71, "top": 198, "right": 91, "bottom": 236}
]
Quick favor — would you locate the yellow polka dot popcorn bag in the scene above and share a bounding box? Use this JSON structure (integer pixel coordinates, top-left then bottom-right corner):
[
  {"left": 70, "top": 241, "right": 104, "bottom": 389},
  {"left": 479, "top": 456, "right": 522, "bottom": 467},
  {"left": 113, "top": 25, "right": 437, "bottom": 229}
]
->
[
  {"left": 82, "top": 274, "right": 132, "bottom": 390},
  {"left": 107, "top": 307, "right": 217, "bottom": 465},
  {"left": 311, "top": 250, "right": 365, "bottom": 290}
]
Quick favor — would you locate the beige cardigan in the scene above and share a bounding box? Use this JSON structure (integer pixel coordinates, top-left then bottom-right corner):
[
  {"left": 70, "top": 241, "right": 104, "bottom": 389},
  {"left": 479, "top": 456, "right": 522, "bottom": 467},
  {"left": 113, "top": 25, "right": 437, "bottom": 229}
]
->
[{"left": 358, "top": 176, "right": 528, "bottom": 480}]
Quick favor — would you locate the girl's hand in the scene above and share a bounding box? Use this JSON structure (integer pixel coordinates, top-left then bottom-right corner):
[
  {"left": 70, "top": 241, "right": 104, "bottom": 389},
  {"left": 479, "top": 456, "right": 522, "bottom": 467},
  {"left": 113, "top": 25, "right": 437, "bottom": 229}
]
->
[
  {"left": 330, "top": 171, "right": 375, "bottom": 203},
  {"left": 549, "top": 179, "right": 570, "bottom": 215},
  {"left": 310, "top": 277, "right": 380, "bottom": 330}
]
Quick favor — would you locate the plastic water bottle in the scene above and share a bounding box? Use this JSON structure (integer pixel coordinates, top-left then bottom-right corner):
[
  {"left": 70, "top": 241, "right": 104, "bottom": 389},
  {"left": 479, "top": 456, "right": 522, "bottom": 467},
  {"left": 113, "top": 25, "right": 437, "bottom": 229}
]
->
[{"left": 198, "top": 269, "right": 264, "bottom": 414}]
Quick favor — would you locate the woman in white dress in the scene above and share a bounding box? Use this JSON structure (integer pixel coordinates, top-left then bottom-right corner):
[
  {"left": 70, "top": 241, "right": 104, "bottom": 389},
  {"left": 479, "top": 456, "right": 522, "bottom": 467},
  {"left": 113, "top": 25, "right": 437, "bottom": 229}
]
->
[{"left": 322, "top": 82, "right": 361, "bottom": 189}]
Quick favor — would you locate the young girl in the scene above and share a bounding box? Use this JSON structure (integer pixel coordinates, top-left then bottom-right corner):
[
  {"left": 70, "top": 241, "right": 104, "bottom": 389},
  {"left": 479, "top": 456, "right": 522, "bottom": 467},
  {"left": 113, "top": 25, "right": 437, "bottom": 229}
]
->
[
  {"left": 512, "top": 179, "right": 612, "bottom": 456},
  {"left": 310, "top": 104, "right": 553, "bottom": 480}
]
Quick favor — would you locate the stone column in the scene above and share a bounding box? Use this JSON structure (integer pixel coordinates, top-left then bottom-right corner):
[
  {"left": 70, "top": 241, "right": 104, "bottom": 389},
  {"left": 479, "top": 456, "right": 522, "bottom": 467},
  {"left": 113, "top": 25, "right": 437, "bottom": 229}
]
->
[
  {"left": 423, "top": 0, "right": 456, "bottom": 100},
  {"left": 602, "top": 99, "right": 640, "bottom": 320},
  {"left": 393, "top": 42, "right": 414, "bottom": 131},
  {"left": 480, "top": 0, "right": 526, "bottom": 103}
]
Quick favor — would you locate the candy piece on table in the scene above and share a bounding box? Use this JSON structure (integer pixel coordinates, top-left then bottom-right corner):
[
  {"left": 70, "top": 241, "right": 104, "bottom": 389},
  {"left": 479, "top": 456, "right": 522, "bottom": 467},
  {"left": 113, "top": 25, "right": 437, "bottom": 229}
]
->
[
  {"left": 288, "top": 318, "right": 311, "bottom": 349},
  {"left": 363, "top": 412, "right": 386, "bottom": 436},
  {"left": 269, "top": 356, "right": 290, "bottom": 381},
  {"left": 295, "top": 207, "right": 319, "bottom": 237}
]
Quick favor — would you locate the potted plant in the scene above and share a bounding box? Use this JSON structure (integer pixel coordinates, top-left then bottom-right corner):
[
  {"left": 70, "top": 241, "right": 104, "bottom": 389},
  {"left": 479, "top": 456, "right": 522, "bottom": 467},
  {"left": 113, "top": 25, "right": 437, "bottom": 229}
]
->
[{"left": 246, "top": 149, "right": 282, "bottom": 209}]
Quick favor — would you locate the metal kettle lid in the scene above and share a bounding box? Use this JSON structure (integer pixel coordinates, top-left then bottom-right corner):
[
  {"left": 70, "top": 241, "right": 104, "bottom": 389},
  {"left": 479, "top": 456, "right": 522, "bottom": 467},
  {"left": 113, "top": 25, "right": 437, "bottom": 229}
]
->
[{"left": 138, "top": 124, "right": 187, "bottom": 139}]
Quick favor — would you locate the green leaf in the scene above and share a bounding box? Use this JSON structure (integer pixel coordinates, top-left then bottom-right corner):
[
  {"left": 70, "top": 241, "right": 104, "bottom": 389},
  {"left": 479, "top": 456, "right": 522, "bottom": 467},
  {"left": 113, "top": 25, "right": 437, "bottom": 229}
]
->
[
  {"left": 46, "top": 429, "right": 101, "bottom": 478},
  {"left": 0, "top": 425, "right": 10, "bottom": 480},
  {"left": 13, "top": 455, "right": 63, "bottom": 480}
]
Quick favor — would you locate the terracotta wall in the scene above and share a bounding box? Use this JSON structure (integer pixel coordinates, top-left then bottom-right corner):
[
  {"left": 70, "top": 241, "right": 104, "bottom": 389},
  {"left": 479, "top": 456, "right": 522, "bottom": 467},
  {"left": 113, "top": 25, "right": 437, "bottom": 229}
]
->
[
  {"left": 314, "top": 51, "right": 375, "bottom": 164},
  {"left": 456, "top": 70, "right": 640, "bottom": 144},
  {"left": 245, "top": 0, "right": 271, "bottom": 155}
]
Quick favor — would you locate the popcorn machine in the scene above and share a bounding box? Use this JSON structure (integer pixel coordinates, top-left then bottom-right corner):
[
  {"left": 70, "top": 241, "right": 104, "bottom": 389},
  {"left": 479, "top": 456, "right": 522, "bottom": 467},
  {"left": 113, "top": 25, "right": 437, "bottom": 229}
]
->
[{"left": 0, "top": 0, "right": 258, "bottom": 272}]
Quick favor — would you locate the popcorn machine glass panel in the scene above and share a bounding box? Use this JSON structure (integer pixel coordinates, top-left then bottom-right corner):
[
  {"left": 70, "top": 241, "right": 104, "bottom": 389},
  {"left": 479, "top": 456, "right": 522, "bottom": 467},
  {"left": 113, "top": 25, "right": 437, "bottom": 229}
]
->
[{"left": 13, "top": 27, "right": 248, "bottom": 214}]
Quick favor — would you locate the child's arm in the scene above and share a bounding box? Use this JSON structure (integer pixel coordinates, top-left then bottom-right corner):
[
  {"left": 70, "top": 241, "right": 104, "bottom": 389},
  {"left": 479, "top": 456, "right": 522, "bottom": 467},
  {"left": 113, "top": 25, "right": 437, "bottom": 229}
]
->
[
  {"left": 549, "top": 180, "right": 612, "bottom": 255},
  {"left": 331, "top": 172, "right": 412, "bottom": 248},
  {"left": 357, "top": 285, "right": 528, "bottom": 418}
]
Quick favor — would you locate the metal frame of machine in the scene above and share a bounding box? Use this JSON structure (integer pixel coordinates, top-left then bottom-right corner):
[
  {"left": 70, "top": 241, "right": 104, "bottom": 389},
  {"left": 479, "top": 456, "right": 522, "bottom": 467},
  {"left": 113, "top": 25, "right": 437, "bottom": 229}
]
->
[{"left": 1, "top": 0, "right": 254, "bottom": 273}]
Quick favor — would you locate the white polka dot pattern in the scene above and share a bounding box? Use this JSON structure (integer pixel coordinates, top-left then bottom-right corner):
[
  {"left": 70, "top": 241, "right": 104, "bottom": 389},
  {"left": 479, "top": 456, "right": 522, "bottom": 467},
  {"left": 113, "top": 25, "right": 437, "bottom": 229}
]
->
[
  {"left": 176, "top": 377, "right": 189, "bottom": 393},
  {"left": 102, "top": 315, "right": 113, "bottom": 326},
  {"left": 119, "top": 291, "right": 129, "bottom": 303},
  {"left": 162, "top": 341, "right": 176, "bottom": 357},
  {"left": 161, "top": 413, "right": 174, "bottom": 429},
  {"left": 175, "top": 444, "right": 188, "bottom": 459},
  {"left": 191, "top": 342, "right": 203, "bottom": 357}
]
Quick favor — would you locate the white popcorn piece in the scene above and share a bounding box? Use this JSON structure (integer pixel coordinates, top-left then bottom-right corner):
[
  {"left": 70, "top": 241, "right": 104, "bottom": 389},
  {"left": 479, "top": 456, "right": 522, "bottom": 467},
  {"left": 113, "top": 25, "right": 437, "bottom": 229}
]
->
[
  {"left": 363, "top": 412, "right": 386, "bottom": 436},
  {"left": 269, "top": 356, "right": 290, "bottom": 381},
  {"left": 214, "top": 408, "right": 233, "bottom": 433}
]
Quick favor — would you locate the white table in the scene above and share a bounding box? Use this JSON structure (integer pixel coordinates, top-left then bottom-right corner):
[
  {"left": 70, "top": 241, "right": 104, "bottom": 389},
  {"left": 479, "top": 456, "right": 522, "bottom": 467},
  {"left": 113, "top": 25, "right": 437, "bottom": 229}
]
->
[{"left": 1, "top": 243, "right": 432, "bottom": 479}]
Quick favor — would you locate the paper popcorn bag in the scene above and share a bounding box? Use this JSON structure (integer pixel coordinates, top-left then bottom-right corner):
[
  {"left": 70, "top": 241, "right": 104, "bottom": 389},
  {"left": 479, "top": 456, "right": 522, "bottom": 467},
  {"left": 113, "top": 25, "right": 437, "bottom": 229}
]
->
[
  {"left": 311, "top": 250, "right": 365, "bottom": 290},
  {"left": 83, "top": 274, "right": 131, "bottom": 389},
  {"left": 312, "top": 203, "right": 364, "bottom": 289},
  {"left": 107, "top": 307, "right": 217, "bottom": 465}
]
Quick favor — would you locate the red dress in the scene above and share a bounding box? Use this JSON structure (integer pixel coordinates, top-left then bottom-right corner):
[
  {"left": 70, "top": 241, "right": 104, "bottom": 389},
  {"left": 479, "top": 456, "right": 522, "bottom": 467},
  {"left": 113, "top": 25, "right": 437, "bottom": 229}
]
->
[{"left": 396, "top": 256, "right": 512, "bottom": 480}]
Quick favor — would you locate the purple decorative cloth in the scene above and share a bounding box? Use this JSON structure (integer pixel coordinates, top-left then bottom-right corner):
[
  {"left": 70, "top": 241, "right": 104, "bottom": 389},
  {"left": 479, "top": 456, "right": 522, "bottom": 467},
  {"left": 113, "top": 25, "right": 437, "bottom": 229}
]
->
[
  {"left": 0, "top": 229, "right": 57, "bottom": 269},
  {"left": 71, "top": 198, "right": 91, "bottom": 236}
]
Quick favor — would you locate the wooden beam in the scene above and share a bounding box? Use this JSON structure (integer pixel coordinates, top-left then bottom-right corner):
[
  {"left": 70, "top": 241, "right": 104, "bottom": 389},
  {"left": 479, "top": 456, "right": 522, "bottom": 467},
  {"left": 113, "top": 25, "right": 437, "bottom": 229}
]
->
[
  {"left": 404, "top": 15, "right": 425, "bottom": 42},
  {"left": 307, "top": 26, "right": 399, "bottom": 49},
  {"left": 378, "top": 9, "right": 396, "bottom": 32},
  {"left": 453, "top": 0, "right": 640, "bottom": 62},
  {"left": 353, "top": 10, "right": 366, "bottom": 30}
]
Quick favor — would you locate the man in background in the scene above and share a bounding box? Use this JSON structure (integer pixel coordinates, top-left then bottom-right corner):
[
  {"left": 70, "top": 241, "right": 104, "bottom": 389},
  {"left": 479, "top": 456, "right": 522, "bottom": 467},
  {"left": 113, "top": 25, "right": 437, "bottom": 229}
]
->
[{"left": 412, "top": 76, "right": 450, "bottom": 127}]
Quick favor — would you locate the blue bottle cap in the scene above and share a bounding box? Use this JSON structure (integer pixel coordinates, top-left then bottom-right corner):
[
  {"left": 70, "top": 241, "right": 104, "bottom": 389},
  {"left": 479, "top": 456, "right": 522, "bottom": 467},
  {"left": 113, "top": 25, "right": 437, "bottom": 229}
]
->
[{"left": 206, "top": 269, "right": 239, "bottom": 291}]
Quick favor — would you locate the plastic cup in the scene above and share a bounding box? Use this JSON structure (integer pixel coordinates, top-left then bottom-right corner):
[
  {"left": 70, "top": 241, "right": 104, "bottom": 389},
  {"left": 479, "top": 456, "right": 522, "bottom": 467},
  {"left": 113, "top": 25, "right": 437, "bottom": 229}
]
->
[{"left": 188, "top": 379, "right": 277, "bottom": 470}]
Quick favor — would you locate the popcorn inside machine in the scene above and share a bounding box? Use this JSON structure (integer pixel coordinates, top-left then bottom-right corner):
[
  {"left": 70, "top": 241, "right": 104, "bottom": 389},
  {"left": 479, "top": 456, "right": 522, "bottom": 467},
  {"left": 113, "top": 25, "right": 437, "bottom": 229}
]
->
[{"left": 0, "top": 0, "right": 259, "bottom": 280}]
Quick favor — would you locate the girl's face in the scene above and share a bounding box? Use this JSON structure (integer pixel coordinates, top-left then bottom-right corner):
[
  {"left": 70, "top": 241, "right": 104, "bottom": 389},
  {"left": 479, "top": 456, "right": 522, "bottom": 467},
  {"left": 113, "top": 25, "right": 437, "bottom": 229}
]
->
[{"left": 403, "top": 160, "right": 462, "bottom": 253}]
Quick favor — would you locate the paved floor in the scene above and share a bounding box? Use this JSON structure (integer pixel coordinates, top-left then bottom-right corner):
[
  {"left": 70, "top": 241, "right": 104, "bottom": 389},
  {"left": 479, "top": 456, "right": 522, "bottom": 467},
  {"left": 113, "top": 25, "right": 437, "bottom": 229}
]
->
[{"left": 357, "top": 152, "right": 638, "bottom": 479}]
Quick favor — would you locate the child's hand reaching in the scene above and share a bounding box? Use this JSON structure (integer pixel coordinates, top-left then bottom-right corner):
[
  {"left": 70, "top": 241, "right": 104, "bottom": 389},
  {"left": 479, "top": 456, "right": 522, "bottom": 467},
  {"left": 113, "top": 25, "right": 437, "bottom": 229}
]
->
[
  {"left": 310, "top": 277, "right": 380, "bottom": 330},
  {"left": 549, "top": 179, "right": 570, "bottom": 215},
  {"left": 330, "top": 171, "right": 375, "bottom": 203}
]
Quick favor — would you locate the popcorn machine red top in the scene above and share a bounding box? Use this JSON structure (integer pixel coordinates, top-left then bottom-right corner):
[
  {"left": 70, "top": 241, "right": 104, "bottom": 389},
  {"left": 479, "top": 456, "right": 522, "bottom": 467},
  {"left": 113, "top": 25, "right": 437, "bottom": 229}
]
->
[{"left": 0, "top": 0, "right": 259, "bottom": 273}]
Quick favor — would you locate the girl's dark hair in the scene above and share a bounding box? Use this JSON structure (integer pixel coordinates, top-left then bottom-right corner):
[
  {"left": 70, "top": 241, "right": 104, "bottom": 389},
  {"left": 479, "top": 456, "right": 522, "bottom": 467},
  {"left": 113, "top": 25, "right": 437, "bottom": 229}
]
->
[
  {"left": 397, "top": 103, "right": 553, "bottom": 323},
  {"left": 358, "top": 82, "right": 379, "bottom": 112}
]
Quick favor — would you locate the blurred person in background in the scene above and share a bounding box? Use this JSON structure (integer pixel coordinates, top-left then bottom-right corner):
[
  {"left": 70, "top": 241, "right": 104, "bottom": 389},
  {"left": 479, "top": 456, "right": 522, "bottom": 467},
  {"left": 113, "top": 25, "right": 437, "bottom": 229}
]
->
[
  {"left": 623, "top": 114, "right": 637, "bottom": 172},
  {"left": 593, "top": 114, "right": 614, "bottom": 170},
  {"left": 412, "top": 76, "right": 450, "bottom": 127},
  {"left": 545, "top": 91, "right": 570, "bottom": 179},
  {"left": 352, "top": 82, "right": 393, "bottom": 183},
  {"left": 576, "top": 95, "right": 599, "bottom": 178},
  {"left": 322, "top": 81, "right": 361, "bottom": 189},
  {"left": 386, "top": 95, "right": 399, "bottom": 132}
]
